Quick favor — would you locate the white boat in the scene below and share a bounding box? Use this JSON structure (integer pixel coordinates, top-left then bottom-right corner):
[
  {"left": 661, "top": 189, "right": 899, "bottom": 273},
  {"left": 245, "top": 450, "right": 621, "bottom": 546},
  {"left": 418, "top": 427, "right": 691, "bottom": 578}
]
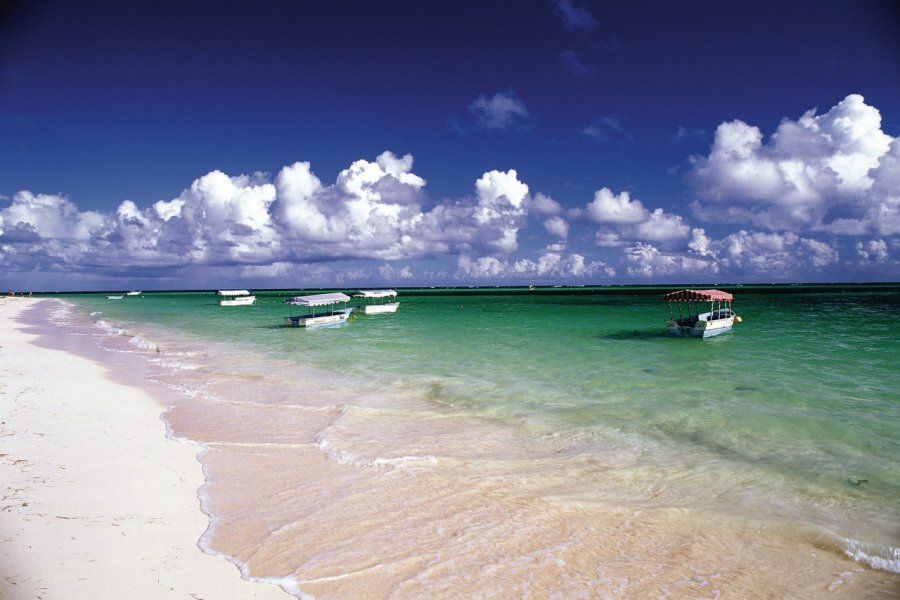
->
[
  {"left": 284, "top": 292, "right": 353, "bottom": 327},
  {"left": 353, "top": 289, "right": 399, "bottom": 314},
  {"left": 665, "top": 289, "right": 742, "bottom": 338},
  {"left": 218, "top": 290, "right": 256, "bottom": 306},
  {"left": 107, "top": 295, "right": 124, "bottom": 300},
  {"left": 126, "top": 291, "right": 142, "bottom": 296}
]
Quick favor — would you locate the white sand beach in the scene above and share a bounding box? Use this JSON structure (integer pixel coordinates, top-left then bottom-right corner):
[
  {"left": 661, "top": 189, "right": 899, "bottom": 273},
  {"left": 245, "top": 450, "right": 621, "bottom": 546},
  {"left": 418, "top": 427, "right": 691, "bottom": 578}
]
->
[{"left": 0, "top": 297, "right": 290, "bottom": 600}]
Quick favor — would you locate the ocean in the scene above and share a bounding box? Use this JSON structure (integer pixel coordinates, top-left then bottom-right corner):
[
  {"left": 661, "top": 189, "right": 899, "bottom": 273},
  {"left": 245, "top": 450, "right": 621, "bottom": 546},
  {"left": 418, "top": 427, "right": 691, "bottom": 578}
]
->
[{"left": 34, "top": 285, "right": 900, "bottom": 598}]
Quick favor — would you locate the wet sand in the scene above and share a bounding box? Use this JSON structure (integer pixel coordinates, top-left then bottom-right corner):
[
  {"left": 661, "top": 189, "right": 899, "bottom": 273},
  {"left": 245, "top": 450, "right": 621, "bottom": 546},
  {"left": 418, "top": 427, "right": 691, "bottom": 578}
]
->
[
  {"left": 2, "top": 296, "right": 898, "bottom": 599},
  {"left": 0, "top": 297, "right": 289, "bottom": 599}
]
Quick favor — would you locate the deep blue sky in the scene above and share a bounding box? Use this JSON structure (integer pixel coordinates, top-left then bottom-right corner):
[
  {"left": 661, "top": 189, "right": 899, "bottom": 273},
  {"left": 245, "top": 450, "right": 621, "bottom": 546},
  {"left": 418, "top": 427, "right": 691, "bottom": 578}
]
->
[{"left": 2, "top": 0, "right": 899, "bottom": 290}]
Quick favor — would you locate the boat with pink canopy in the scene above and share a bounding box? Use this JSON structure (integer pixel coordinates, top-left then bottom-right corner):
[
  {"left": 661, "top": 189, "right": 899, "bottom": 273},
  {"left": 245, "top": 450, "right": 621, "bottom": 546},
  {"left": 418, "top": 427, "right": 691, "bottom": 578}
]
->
[{"left": 665, "top": 289, "right": 742, "bottom": 338}]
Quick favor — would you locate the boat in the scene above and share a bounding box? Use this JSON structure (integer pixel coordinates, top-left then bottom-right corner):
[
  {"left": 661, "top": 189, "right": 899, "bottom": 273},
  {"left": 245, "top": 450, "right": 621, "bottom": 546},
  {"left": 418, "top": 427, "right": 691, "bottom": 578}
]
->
[
  {"left": 352, "top": 289, "right": 399, "bottom": 314},
  {"left": 283, "top": 292, "right": 353, "bottom": 327},
  {"left": 217, "top": 289, "right": 256, "bottom": 306},
  {"left": 665, "top": 289, "right": 741, "bottom": 338},
  {"left": 107, "top": 295, "right": 124, "bottom": 300},
  {"left": 126, "top": 290, "right": 141, "bottom": 296}
]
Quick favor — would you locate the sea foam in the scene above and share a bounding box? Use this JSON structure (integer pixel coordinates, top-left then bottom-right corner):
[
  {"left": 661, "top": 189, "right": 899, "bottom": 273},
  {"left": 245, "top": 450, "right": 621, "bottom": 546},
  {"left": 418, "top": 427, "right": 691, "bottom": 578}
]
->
[{"left": 841, "top": 537, "right": 900, "bottom": 573}]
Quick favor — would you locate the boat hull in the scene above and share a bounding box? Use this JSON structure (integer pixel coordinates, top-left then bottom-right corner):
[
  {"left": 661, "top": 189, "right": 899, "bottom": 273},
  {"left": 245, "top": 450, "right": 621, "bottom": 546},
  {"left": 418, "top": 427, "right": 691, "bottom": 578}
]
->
[
  {"left": 220, "top": 295, "right": 256, "bottom": 306},
  {"left": 667, "top": 316, "right": 734, "bottom": 338},
  {"left": 355, "top": 302, "right": 399, "bottom": 315},
  {"left": 284, "top": 308, "right": 352, "bottom": 328}
]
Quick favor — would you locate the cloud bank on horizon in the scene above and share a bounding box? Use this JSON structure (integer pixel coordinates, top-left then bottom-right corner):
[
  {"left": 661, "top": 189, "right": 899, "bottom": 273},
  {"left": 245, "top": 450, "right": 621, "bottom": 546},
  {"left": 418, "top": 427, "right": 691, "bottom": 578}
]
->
[{"left": 1, "top": 94, "right": 898, "bottom": 290}]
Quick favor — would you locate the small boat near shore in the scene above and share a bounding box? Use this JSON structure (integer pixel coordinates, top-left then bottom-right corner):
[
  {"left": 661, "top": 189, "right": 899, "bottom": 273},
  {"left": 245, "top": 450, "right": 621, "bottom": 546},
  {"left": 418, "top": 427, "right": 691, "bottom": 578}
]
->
[
  {"left": 217, "top": 290, "right": 256, "bottom": 306},
  {"left": 284, "top": 292, "right": 353, "bottom": 327},
  {"left": 353, "top": 289, "right": 399, "bottom": 314},
  {"left": 107, "top": 295, "right": 124, "bottom": 300},
  {"left": 665, "top": 289, "right": 741, "bottom": 338}
]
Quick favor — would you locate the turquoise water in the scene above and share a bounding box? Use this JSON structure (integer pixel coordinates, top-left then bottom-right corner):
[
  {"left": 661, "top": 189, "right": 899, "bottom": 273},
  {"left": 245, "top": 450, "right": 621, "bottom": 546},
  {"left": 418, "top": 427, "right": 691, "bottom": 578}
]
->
[{"left": 54, "top": 285, "right": 900, "bottom": 590}]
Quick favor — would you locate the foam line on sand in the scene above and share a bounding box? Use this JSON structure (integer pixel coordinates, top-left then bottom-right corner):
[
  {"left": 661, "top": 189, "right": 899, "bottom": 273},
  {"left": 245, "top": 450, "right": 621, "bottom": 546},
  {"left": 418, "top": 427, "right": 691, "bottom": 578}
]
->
[{"left": 0, "top": 297, "right": 291, "bottom": 599}]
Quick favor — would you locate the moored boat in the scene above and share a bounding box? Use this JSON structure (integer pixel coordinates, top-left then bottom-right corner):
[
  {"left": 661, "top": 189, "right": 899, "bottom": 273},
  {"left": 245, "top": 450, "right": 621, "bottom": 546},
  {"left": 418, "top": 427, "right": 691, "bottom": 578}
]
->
[
  {"left": 284, "top": 292, "right": 353, "bottom": 327},
  {"left": 353, "top": 289, "right": 399, "bottom": 314},
  {"left": 218, "top": 290, "right": 256, "bottom": 306},
  {"left": 665, "top": 289, "right": 741, "bottom": 338}
]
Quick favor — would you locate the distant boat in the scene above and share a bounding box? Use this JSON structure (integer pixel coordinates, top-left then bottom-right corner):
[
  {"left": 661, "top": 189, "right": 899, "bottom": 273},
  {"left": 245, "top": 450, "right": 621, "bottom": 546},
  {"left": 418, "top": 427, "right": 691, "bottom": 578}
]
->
[
  {"left": 107, "top": 295, "right": 124, "bottom": 300},
  {"left": 665, "top": 289, "right": 741, "bottom": 338},
  {"left": 283, "top": 292, "right": 352, "bottom": 328},
  {"left": 352, "top": 289, "right": 399, "bottom": 314},
  {"left": 217, "top": 289, "right": 256, "bottom": 306},
  {"left": 126, "top": 291, "right": 141, "bottom": 296}
]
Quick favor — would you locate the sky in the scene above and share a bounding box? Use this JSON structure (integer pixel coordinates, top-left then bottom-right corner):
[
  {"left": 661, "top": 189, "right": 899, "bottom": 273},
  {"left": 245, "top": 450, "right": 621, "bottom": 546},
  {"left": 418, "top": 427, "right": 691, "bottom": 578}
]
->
[{"left": 1, "top": 0, "right": 899, "bottom": 291}]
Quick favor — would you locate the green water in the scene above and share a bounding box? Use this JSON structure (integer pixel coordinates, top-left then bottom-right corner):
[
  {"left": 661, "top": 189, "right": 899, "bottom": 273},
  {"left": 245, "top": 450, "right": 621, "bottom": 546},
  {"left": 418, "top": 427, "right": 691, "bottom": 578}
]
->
[{"left": 59, "top": 285, "right": 900, "bottom": 572}]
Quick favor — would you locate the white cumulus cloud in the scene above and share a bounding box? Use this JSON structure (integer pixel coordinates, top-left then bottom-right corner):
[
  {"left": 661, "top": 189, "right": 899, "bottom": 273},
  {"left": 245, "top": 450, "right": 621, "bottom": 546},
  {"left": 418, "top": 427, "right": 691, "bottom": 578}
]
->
[
  {"left": 543, "top": 216, "right": 569, "bottom": 239},
  {"left": 624, "top": 243, "right": 711, "bottom": 278},
  {"left": 687, "top": 94, "right": 897, "bottom": 233},
  {"left": 1, "top": 191, "right": 105, "bottom": 241},
  {"left": 514, "top": 252, "right": 611, "bottom": 278},
  {"left": 530, "top": 192, "right": 564, "bottom": 216},
  {"left": 456, "top": 254, "right": 506, "bottom": 278},
  {"left": 1, "top": 152, "right": 556, "bottom": 287},
  {"left": 855, "top": 239, "right": 890, "bottom": 264},
  {"left": 586, "top": 188, "right": 646, "bottom": 224},
  {"left": 586, "top": 187, "right": 690, "bottom": 247}
]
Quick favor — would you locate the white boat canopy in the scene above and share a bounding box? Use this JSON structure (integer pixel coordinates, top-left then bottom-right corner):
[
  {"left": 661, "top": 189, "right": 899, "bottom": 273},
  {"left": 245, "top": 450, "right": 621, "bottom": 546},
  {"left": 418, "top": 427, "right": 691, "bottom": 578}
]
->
[
  {"left": 353, "top": 289, "right": 397, "bottom": 298},
  {"left": 218, "top": 289, "right": 251, "bottom": 296},
  {"left": 285, "top": 292, "right": 351, "bottom": 306}
]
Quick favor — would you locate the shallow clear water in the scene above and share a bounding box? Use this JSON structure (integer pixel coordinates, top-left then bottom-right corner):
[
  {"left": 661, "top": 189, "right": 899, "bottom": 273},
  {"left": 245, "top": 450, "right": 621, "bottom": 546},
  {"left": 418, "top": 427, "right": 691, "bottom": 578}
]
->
[{"left": 50, "top": 286, "right": 900, "bottom": 596}]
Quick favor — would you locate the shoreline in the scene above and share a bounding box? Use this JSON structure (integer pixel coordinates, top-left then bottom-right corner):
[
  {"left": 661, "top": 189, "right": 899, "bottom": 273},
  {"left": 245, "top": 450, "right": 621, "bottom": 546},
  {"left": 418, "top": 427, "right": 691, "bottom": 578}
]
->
[
  {"left": 3, "top": 295, "right": 897, "bottom": 598},
  {"left": 0, "top": 297, "right": 290, "bottom": 599}
]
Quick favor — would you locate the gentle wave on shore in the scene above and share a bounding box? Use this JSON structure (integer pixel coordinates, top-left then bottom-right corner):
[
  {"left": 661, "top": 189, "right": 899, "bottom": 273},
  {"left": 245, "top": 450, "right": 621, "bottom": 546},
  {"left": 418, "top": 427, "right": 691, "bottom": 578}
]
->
[{"left": 45, "top": 288, "right": 900, "bottom": 598}]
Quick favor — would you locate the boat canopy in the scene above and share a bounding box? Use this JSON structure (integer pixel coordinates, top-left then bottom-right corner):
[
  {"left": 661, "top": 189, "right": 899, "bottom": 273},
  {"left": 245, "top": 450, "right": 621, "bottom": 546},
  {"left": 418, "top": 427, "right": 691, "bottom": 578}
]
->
[
  {"left": 284, "top": 292, "right": 351, "bottom": 306},
  {"left": 218, "top": 289, "right": 251, "bottom": 296},
  {"left": 353, "top": 289, "right": 397, "bottom": 298},
  {"left": 665, "top": 289, "right": 733, "bottom": 302}
]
